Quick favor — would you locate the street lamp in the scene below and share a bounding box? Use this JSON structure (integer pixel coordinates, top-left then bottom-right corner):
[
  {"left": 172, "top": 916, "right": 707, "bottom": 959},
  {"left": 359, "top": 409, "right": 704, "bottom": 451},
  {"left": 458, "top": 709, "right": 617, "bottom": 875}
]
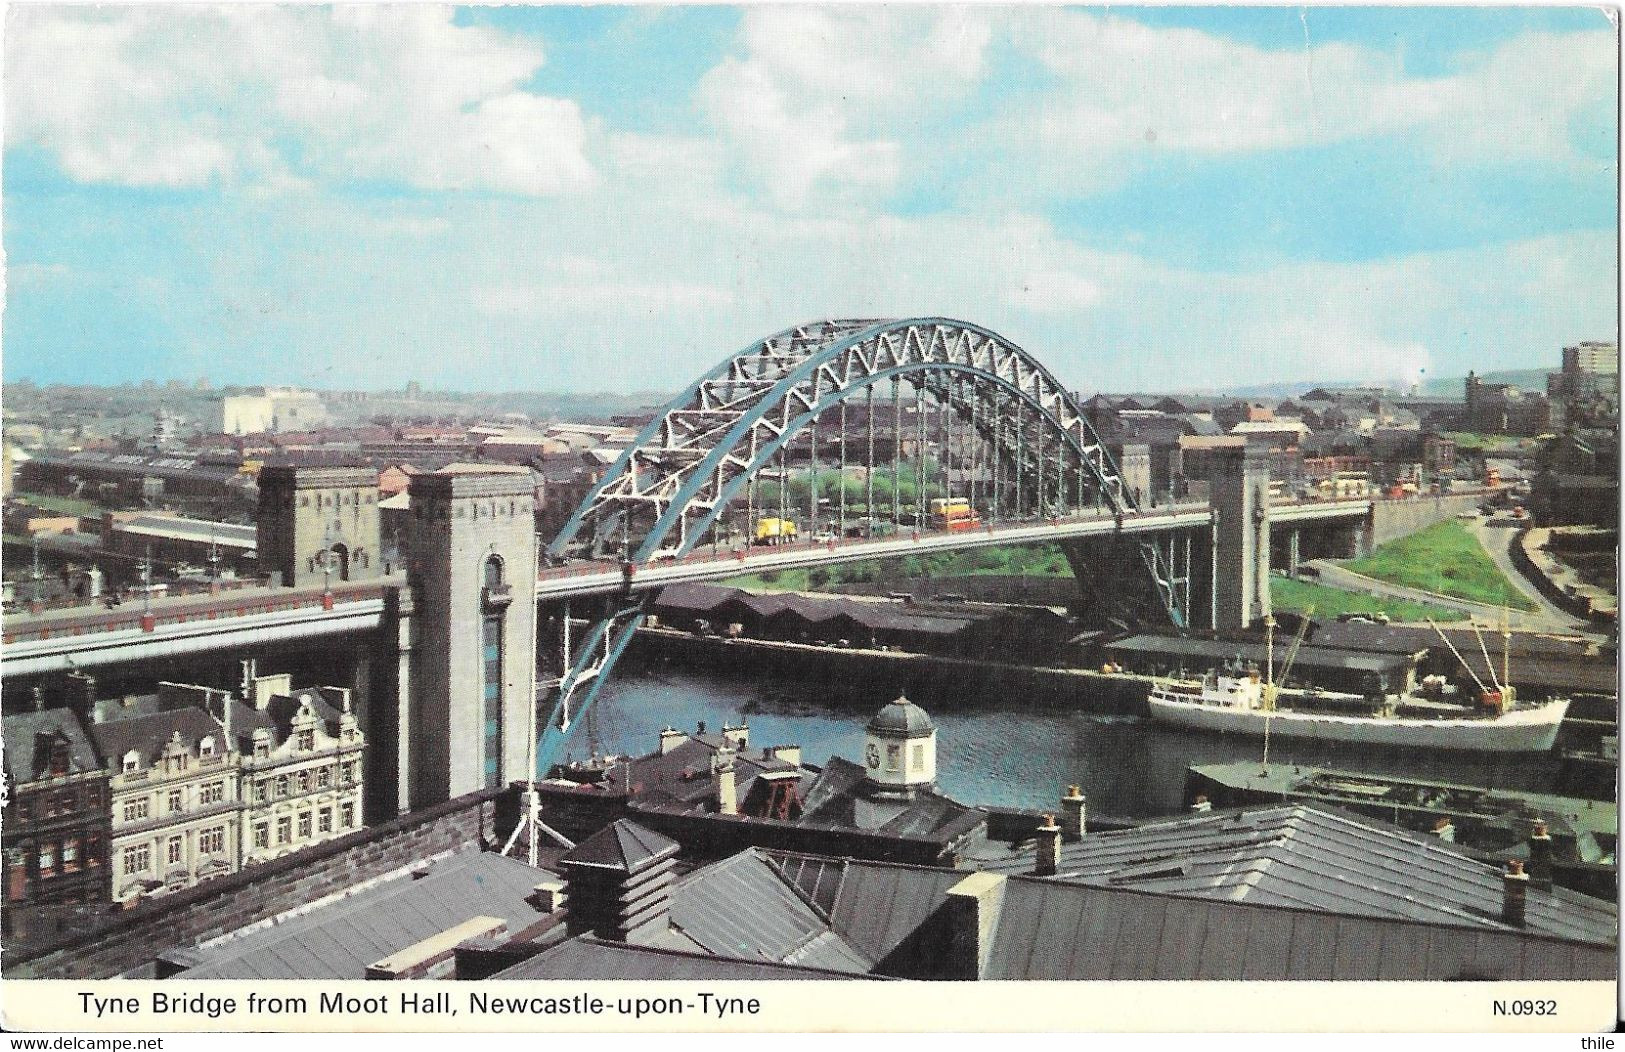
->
[{"left": 139, "top": 543, "right": 156, "bottom": 632}]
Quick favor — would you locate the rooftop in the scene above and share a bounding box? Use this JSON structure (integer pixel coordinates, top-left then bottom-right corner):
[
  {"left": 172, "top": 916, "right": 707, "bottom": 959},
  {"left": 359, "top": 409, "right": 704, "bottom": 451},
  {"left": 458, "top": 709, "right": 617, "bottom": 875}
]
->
[
  {"left": 970, "top": 803, "right": 1616, "bottom": 945},
  {"left": 166, "top": 849, "right": 559, "bottom": 980}
]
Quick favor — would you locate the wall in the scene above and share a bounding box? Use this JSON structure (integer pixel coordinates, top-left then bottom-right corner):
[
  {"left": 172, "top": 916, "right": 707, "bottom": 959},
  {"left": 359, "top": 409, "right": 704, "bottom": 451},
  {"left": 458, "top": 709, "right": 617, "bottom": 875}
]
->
[
  {"left": 6, "top": 787, "right": 510, "bottom": 980},
  {"left": 1368, "top": 492, "right": 1485, "bottom": 548}
]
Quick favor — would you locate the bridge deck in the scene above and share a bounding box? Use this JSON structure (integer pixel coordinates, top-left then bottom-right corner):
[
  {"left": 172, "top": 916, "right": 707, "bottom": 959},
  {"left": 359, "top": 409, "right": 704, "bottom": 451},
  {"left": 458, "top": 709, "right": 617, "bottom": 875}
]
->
[{"left": 2, "top": 496, "right": 1379, "bottom": 670}]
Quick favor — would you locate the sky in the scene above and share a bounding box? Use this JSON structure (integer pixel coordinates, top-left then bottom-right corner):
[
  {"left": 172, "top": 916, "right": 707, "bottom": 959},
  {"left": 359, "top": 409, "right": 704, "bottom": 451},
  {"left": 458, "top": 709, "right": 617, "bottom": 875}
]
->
[{"left": 3, "top": 4, "right": 1618, "bottom": 395}]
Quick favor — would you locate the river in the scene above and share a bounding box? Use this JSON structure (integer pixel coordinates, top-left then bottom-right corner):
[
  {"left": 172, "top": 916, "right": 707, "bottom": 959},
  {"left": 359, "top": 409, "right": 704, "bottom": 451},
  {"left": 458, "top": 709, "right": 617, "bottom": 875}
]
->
[{"left": 559, "top": 659, "right": 1566, "bottom": 818}]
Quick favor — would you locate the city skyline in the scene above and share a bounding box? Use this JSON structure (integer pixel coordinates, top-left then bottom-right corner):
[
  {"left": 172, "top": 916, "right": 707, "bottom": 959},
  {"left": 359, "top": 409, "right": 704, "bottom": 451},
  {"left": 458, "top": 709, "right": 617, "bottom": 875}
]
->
[{"left": 4, "top": 5, "right": 1618, "bottom": 395}]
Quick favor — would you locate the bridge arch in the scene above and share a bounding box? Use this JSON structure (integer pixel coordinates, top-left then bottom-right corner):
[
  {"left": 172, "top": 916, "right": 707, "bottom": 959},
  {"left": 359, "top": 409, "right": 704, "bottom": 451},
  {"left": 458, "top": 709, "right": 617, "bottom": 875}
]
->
[{"left": 548, "top": 318, "right": 1135, "bottom": 564}]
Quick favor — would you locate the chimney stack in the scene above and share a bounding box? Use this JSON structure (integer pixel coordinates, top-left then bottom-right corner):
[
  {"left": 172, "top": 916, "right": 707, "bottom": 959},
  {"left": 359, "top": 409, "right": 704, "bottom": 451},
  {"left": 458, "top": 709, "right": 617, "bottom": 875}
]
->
[
  {"left": 66, "top": 672, "right": 97, "bottom": 715},
  {"left": 722, "top": 722, "right": 749, "bottom": 750},
  {"left": 1528, "top": 819, "right": 1554, "bottom": 891},
  {"left": 943, "top": 872, "right": 1006, "bottom": 980},
  {"left": 1060, "top": 786, "right": 1087, "bottom": 841},
  {"left": 1190, "top": 794, "right": 1212, "bottom": 813},
  {"left": 658, "top": 726, "right": 683, "bottom": 755},
  {"left": 715, "top": 747, "right": 738, "bottom": 816},
  {"left": 1034, "top": 814, "right": 1061, "bottom": 877},
  {"left": 1501, "top": 859, "right": 1529, "bottom": 928},
  {"left": 1432, "top": 817, "right": 1455, "bottom": 843}
]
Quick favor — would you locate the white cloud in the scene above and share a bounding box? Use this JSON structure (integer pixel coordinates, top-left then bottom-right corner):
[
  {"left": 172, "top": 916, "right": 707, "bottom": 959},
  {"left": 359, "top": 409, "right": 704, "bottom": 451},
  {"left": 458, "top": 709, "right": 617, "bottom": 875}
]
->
[
  {"left": 991, "top": 13, "right": 1616, "bottom": 190},
  {"left": 5, "top": 6, "right": 594, "bottom": 195},
  {"left": 696, "top": 6, "right": 992, "bottom": 208}
]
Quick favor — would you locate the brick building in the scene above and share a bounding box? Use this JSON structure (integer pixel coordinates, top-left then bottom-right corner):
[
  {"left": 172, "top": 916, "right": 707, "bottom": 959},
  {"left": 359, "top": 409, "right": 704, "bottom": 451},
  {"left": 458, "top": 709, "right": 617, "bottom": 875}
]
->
[{"left": 3, "top": 706, "right": 111, "bottom": 941}]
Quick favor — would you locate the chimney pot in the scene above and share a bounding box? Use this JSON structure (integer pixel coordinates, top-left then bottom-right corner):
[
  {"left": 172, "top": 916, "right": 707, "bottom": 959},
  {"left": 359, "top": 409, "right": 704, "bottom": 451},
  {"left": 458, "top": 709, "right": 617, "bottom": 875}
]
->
[{"left": 1502, "top": 859, "right": 1529, "bottom": 928}]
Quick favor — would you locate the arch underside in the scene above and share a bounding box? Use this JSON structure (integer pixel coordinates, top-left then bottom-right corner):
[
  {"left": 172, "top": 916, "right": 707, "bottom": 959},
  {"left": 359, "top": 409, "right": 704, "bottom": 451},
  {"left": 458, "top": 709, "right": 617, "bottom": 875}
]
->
[{"left": 548, "top": 318, "right": 1137, "bottom": 564}]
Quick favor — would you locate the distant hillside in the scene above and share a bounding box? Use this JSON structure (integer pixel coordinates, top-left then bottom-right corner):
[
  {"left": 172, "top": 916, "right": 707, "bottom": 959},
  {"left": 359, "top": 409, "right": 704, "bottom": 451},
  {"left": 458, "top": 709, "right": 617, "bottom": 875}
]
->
[{"left": 1419, "top": 368, "right": 1550, "bottom": 397}]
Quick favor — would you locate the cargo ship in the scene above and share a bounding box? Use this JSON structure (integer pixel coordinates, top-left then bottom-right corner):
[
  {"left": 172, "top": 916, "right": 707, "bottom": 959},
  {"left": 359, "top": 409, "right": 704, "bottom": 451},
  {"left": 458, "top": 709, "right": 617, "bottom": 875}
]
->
[
  {"left": 1146, "top": 662, "right": 1569, "bottom": 752},
  {"left": 1147, "top": 612, "right": 1571, "bottom": 753}
]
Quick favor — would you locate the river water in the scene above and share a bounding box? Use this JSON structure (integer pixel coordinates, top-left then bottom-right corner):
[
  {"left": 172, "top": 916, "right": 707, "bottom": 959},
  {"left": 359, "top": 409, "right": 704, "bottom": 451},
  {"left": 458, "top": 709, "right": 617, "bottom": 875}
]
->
[{"left": 565, "top": 660, "right": 1565, "bottom": 818}]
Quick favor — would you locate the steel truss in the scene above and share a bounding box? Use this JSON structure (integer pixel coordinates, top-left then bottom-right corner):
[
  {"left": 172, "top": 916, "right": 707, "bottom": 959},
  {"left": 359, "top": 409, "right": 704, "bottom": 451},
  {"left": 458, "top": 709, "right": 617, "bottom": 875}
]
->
[{"left": 548, "top": 318, "right": 1136, "bottom": 563}]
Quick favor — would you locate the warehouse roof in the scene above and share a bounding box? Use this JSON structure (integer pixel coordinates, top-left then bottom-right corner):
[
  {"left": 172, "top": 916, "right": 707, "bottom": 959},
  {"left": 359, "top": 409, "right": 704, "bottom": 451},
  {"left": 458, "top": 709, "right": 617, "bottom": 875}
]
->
[
  {"left": 1105, "top": 633, "right": 1410, "bottom": 674},
  {"left": 658, "top": 850, "right": 871, "bottom": 973},
  {"left": 113, "top": 515, "right": 256, "bottom": 549}
]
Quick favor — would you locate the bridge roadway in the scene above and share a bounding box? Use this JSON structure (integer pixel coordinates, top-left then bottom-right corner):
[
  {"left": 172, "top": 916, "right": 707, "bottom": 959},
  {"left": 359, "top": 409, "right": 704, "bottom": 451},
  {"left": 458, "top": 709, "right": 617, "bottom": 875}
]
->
[{"left": 1, "top": 497, "right": 1373, "bottom": 675}]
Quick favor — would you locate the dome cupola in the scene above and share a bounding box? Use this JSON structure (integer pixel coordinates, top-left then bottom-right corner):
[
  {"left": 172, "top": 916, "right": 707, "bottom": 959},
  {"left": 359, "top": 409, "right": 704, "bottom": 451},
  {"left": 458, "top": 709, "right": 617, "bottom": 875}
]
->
[{"left": 862, "top": 692, "right": 937, "bottom": 796}]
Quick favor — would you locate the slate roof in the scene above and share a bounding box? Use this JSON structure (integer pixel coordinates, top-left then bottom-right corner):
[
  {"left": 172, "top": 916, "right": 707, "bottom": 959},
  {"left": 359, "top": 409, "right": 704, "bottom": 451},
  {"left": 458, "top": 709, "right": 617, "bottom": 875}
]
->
[
  {"left": 973, "top": 804, "right": 1617, "bottom": 945},
  {"left": 490, "top": 935, "right": 873, "bottom": 980},
  {"left": 659, "top": 850, "right": 870, "bottom": 973},
  {"left": 757, "top": 845, "right": 1615, "bottom": 980},
  {"left": 3, "top": 708, "right": 101, "bottom": 783},
  {"left": 559, "top": 818, "right": 679, "bottom": 874},
  {"left": 980, "top": 876, "right": 1614, "bottom": 981},
  {"left": 598, "top": 732, "right": 811, "bottom": 812},
  {"left": 170, "top": 850, "right": 557, "bottom": 980},
  {"left": 87, "top": 707, "right": 224, "bottom": 769},
  {"left": 797, "top": 756, "right": 986, "bottom": 841}
]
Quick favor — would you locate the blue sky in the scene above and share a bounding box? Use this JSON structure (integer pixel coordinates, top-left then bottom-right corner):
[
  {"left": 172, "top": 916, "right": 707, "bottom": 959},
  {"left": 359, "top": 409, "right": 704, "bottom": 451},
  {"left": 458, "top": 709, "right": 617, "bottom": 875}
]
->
[{"left": 4, "top": 5, "right": 1617, "bottom": 394}]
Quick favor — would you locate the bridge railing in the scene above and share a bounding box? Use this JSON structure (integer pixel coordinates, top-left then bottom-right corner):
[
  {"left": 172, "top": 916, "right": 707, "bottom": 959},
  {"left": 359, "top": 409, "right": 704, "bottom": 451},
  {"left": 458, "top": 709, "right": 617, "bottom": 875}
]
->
[{"left": 2, "top": 580, "right": 393, "bottom": 647}]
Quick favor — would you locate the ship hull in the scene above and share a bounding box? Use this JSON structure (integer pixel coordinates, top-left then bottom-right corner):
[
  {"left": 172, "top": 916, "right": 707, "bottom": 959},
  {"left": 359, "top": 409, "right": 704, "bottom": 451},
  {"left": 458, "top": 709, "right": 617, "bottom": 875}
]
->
[{"left": 1148, "top": 694, "right": 1569, "bottom": 752}]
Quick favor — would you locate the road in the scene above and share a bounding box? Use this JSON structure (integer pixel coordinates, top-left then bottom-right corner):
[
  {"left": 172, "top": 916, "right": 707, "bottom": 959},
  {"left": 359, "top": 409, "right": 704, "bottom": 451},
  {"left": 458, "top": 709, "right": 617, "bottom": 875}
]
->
[
  {"left": 1468, "top": 517, "right": 1590, "bottom": 631},
  {"left": 1304, "top": 516, "right": 1588, "bottom": 633}
]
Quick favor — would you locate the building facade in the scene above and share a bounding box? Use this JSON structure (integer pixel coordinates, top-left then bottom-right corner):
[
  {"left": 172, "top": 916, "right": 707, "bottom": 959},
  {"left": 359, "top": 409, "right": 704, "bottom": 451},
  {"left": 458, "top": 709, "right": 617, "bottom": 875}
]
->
[
  {"left": 2, "top": 708, "right": 112, "bottom": 938},
  {"left": 88, "top": 705, "right": 239, "bottom": 902},
  {"left": 231, "top": 675, "right": 365, "bottom": 866}
]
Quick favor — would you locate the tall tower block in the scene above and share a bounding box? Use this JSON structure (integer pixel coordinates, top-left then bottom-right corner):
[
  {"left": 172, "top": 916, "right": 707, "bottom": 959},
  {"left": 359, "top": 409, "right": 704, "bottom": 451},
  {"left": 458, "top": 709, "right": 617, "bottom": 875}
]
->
[
  {"left": 407, "top": 466, "right": 537, "bottom": 807},
  {"left": 257, "top": 466, "right": 382, "bottom": 588},
  {"left": 1210, "top": 443, "right": 1272, "bottom": 630}
]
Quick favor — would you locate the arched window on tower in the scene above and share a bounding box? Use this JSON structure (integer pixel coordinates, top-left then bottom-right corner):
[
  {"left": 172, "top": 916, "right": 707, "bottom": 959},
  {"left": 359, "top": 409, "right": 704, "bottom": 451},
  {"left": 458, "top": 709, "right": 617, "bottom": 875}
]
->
[{"left": 480, "top": 552, "right": 507, "bottom": 789}]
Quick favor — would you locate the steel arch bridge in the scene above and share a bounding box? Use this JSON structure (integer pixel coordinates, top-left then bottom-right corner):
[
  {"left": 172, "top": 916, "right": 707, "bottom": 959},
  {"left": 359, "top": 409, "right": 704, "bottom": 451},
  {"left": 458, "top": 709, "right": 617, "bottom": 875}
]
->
[
  {"left": 550, "top": 317, "right": 1136, "bottom": 562},
  {"left": 536, "top": 317, "right": 1186, "bottom": 771}
]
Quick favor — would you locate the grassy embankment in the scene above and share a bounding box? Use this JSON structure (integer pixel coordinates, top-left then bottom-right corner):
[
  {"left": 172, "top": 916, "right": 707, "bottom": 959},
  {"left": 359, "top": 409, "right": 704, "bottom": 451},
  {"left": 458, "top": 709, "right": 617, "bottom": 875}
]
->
[
  {"left": 1270, "top": 576, "right": 1466, "bottom": 623},
  {"left": 726, "top": 540, "right": 1475, "bottom": 623},
  {"left": 1342, "top": 520, "right": 1537, "bottom": 611}
]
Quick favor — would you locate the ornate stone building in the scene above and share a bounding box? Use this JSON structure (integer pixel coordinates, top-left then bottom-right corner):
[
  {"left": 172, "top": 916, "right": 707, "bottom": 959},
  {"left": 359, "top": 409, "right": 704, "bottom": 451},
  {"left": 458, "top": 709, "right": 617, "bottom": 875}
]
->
[{"left": 88, "top": 700, "right": 238, "bottom": 902}]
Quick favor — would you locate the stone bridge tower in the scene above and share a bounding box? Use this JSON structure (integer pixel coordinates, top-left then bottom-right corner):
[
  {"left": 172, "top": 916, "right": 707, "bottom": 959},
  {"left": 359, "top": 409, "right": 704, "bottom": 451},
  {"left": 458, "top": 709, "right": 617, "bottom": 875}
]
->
[
  {"left": 406, "top": 466, "right": 537, "bottom": 808},
  {"left": 1210, "top": 443, "right": 1272, "bottom": 630},
  {"left": 256, "top": 466, "right": 382, "bottom": 588}
]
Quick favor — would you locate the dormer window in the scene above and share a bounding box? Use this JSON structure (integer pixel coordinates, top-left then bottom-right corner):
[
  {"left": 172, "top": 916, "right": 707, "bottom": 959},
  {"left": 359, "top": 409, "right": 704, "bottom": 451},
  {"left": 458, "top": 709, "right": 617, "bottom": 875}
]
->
[
  {"left": 296, "top": 730, "right": 315, "bottom": 752},
  {"left": 199, "top": 737, "right": 216, "bottom": 758},
  {"left": 48, "top": 740, "right": 70, "bottom": 777},
  {"left": 122, "top": 751, "right": 140, "bottom": 774}
]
